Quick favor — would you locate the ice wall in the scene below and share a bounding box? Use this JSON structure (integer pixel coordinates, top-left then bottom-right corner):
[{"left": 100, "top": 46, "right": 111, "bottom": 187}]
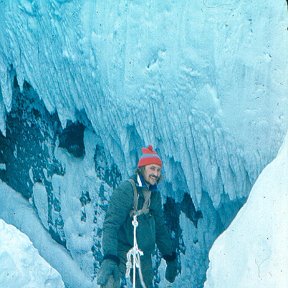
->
[
  {"left": 0, "top": 179, "right": 96, "bottom": 288},
  {"left": 0, "top": 218, "right": 64, "bottom": 288},
  {"left": 0, "top": 1, "right": 287, "bottom": 287},
  {"left": 0, "top": 0, "right": 287, "bottom": 207},
  {"left": 204, "top": 132, "right": 288, "bottom": 288}
]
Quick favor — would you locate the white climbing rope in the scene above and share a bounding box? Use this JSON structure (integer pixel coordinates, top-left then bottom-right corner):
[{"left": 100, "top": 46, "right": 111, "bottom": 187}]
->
[{"left": 125, "top": 215, "right": 147, "bottom": 288}]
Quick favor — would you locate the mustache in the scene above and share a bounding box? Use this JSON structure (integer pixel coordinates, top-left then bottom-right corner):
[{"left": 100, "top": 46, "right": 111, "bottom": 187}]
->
[{"left": 149, "top": 174, "right": 159, "bottom": 180}]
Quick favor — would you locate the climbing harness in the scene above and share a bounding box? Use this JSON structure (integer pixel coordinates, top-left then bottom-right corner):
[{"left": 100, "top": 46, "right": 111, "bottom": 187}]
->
[
  {"left": 125, "top": 179, "right": 150, "bottom": 288},
  {"left": 128, "top": 178, "right": 151, "bottom": 217}
]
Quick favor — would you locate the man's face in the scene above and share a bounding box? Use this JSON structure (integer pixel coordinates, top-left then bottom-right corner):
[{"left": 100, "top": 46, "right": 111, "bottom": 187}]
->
[{"left": 142, "top": 164, "right": 162, "bottom": 186}]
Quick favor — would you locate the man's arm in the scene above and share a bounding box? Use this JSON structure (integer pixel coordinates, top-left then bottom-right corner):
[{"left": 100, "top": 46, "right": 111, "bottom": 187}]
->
[{"left": 102, "top": 180, "right": 133, "bottom": 260}]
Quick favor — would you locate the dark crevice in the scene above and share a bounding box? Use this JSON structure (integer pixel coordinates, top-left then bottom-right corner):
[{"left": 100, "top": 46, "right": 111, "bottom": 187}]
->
[
  {"left": 58, "top": 121, "right": 85, "bottom": 158},
  {"left": 0, "top": 77, "right": 66, "bottom": 245},
  {"left": 181, "top": 193, "right": 203, "bottom": 228}
]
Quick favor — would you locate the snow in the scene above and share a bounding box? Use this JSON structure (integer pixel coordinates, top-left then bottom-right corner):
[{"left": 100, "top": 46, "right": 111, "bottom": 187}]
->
[
  {"left": 0, "top": 218, "right": 64, "bottom": 288},
  {"left": 0, "top": 179, "right": 96, "bottom": 288},
  {"left": 204, "top": 132, "right": 288, "bottom": 288}
]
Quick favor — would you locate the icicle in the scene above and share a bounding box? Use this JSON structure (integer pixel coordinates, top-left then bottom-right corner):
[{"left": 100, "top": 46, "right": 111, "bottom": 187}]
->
[
  {"left": 0, "top": 83, "right": 6, "bottom": 136},
  {"left": 0, "top": 65, "right": 13, "bottom": 113},
  {"left": 0, "top": 103, "right": 6, "bottom": 136}
]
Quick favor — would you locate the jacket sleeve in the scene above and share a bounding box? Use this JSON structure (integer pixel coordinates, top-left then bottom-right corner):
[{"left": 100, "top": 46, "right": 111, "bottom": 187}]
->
[
  {"left": 102, "top": 180, "right": 134, "bottom": 259},
  {"left": 153, "top": 191, "right": 174, "bottom": 257}
]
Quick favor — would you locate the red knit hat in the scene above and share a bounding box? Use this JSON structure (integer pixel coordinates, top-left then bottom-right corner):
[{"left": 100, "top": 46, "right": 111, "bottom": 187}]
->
[{"left": 137, "top": 145, "right": 162, "bottom": 168}]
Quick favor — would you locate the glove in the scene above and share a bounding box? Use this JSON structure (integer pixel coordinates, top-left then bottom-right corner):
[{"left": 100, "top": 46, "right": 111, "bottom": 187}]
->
[
  {"left": 97, "top": 259, "right": 120, "bottom": 287},
  {"left": 165, "top": 259, "right": 178, "bottom": 283}
]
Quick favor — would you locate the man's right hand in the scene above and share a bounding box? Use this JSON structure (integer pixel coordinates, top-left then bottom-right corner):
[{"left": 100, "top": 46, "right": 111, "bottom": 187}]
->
[
  {"left": 165, "top": 258, "right": 178, "bottom": 283},
  {"left": 97, "top": 259, "right": 120, "bottom": 287}
]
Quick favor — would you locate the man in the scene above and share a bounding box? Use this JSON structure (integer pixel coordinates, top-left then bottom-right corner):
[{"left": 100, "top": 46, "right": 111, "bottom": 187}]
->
[{"left": 97, "top": 145, "right": 178, "bottom": 288}]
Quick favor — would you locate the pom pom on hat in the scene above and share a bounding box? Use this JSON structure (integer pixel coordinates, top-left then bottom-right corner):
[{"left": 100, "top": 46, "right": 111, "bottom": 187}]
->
[{"left": 137, "top": 145, "right": 162, "bottom": 168}]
